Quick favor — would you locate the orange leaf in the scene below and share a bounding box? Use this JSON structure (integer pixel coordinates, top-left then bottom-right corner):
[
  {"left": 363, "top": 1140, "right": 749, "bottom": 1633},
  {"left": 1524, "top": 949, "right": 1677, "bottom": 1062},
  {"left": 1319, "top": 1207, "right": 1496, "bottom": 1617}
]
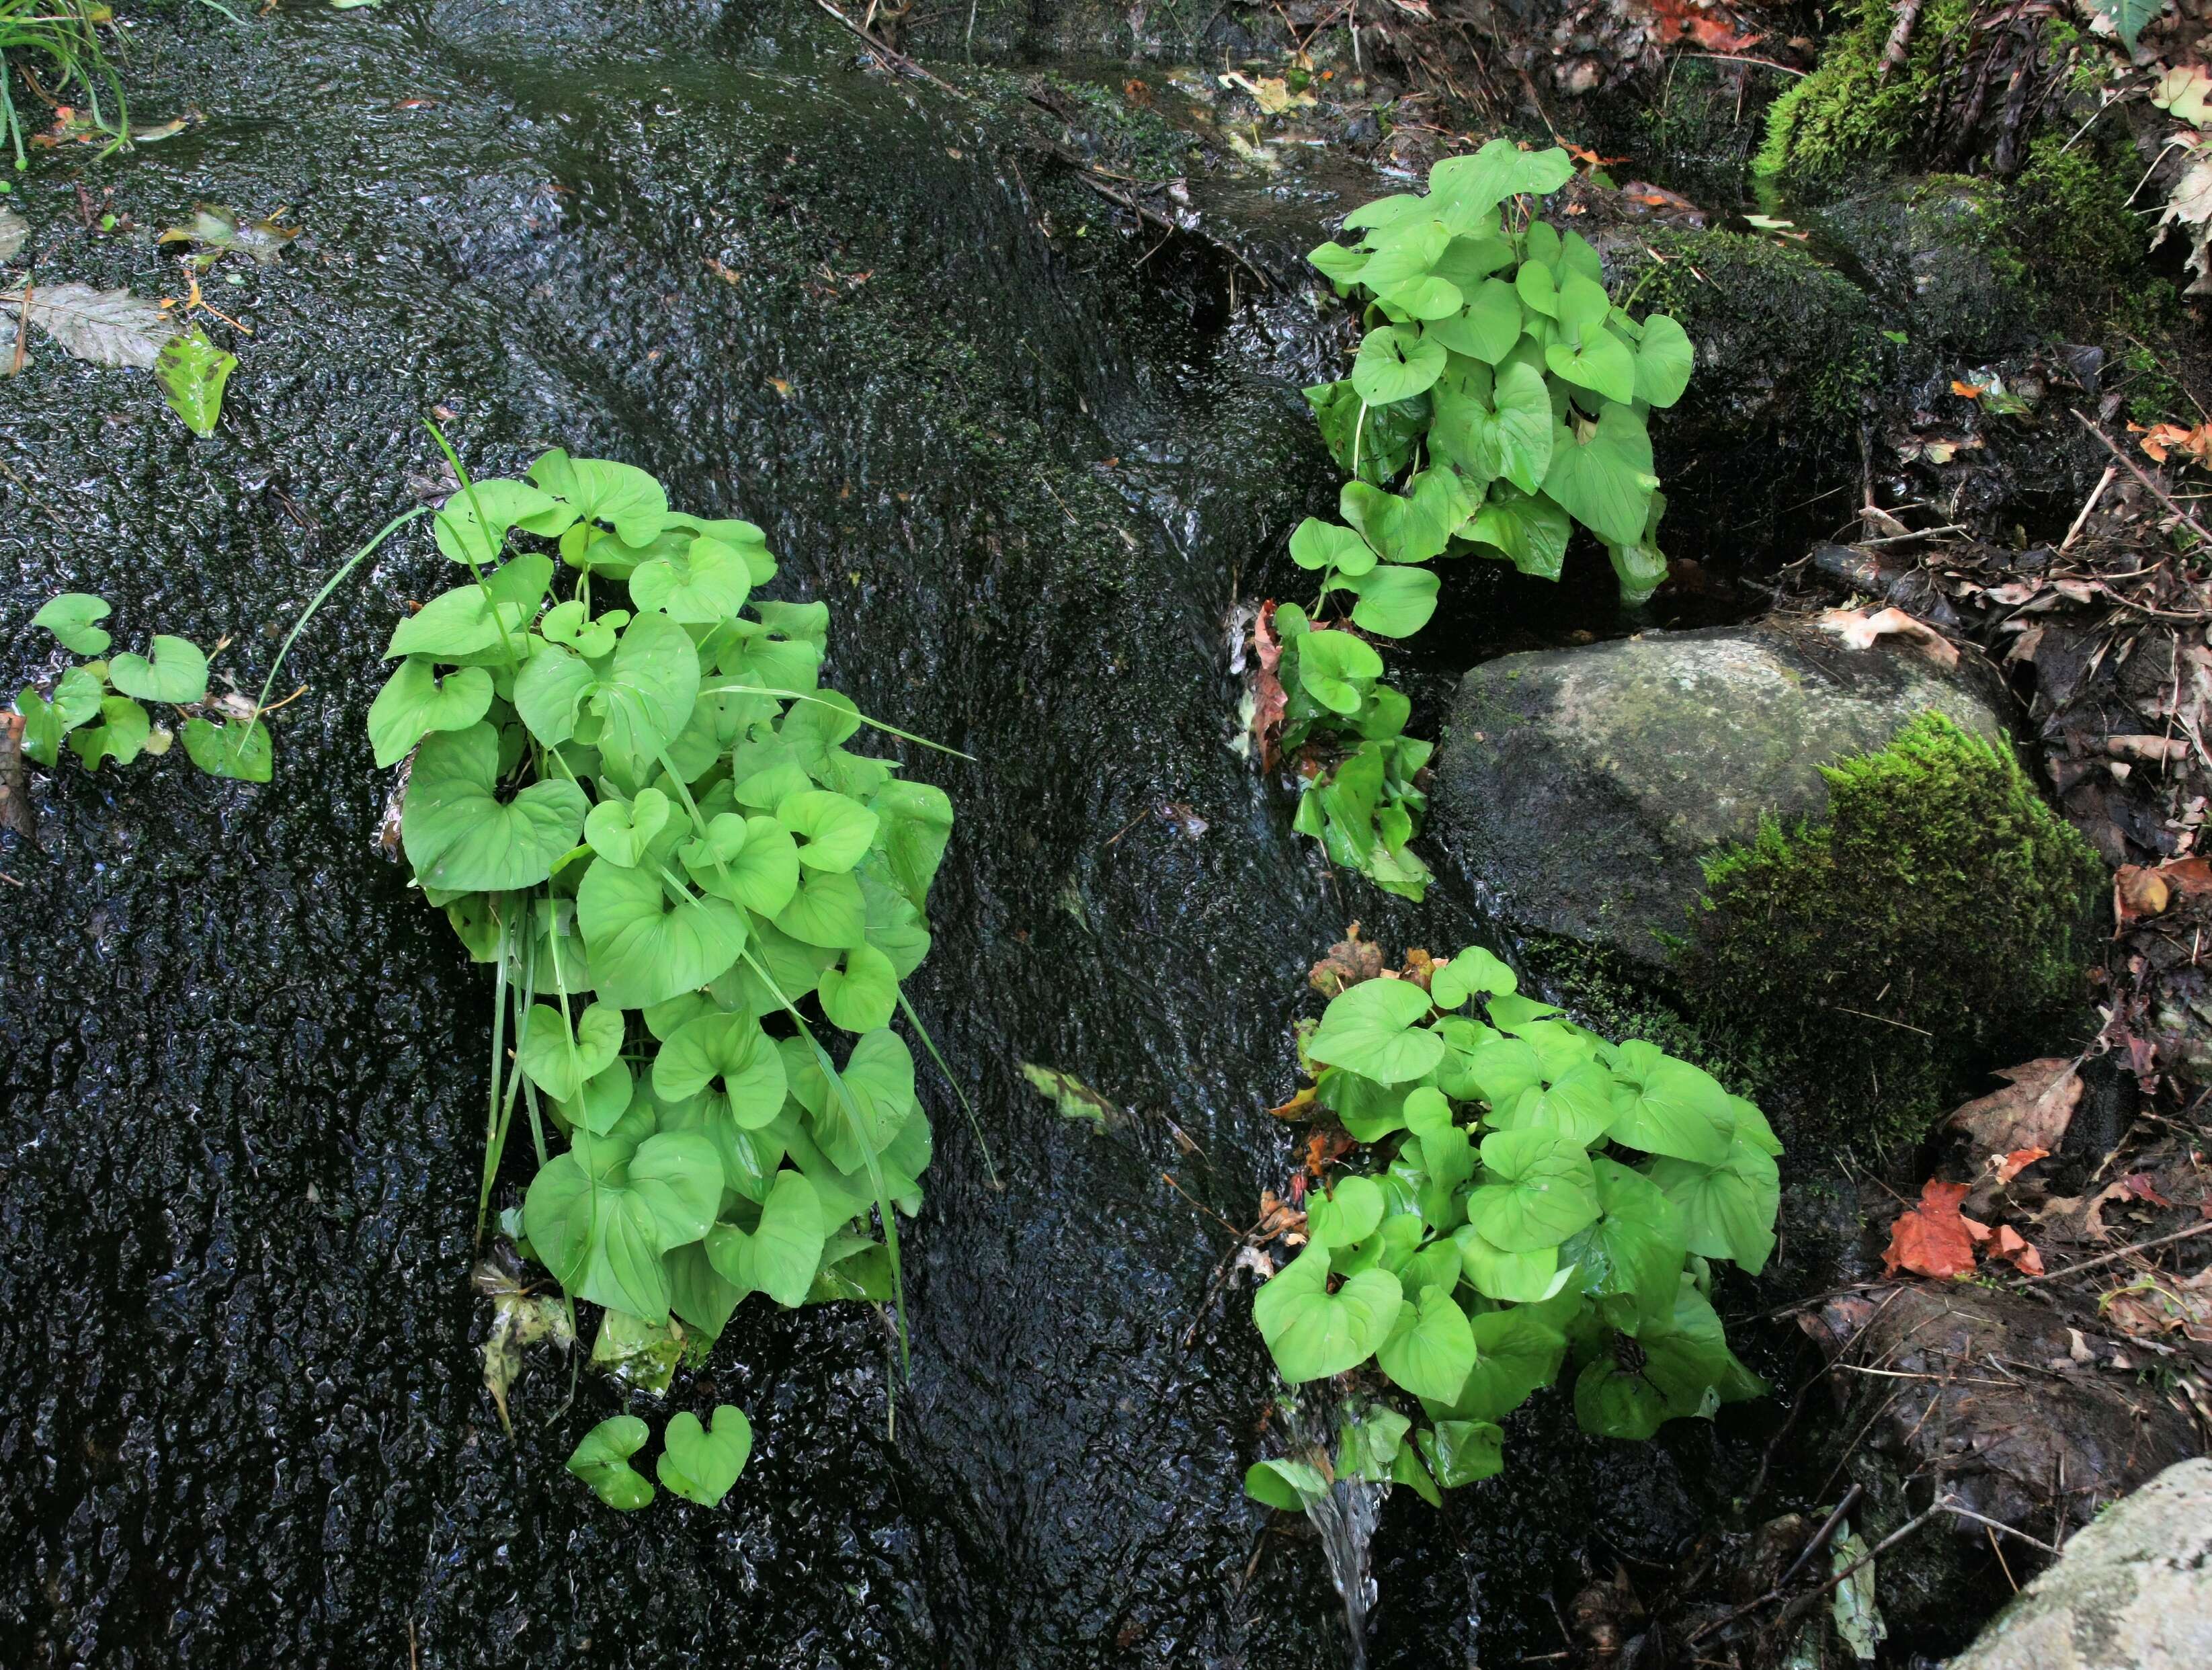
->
[
  {"left": 1995, "top": 1146, "right": 2049, "bottom": 1185},
  {"left": 1990, "top": 1224, "right": 2044, "bottom": 1275},
  {"left": 1951, "top": 380, "right": 1985, "bottom": 399},
  {"left": 1882, "top": 1178, "right": 1981, "bottom": 1279}
]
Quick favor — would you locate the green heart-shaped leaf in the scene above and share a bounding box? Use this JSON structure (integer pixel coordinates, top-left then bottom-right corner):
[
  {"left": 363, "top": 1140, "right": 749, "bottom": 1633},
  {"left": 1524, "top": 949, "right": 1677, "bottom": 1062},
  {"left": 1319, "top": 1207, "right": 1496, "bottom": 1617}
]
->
[
  {"left": 538, "top": 453, "right": 669, "bottom": 547},
  {"left": 779, "top": 789, "right": 880, "bottom": 874},
  {"left": 591, "top": 610, "right": 699, "bottom": 769},
  {"left": 1307, "top": 1173, "right": 1385, "bottom": 1247},
  {"left": 1343, "top": 563, "right": 1440, "bottom": 638},
  {"left": 518, "top": 1001, "right": 625, "bottom": 1102},
  {"left": 1288, "top": 517, "right": 1376, "bottom": 576},
  {"left": 1606, "top": 1047, "right": 1736, "bottom": 1164},
  {"left": 1451, "top": 1225, "right": 1571, "bottom": 1304},
  {"left": 653, "top": 1009, "right": 788, "bottom": 1128},
  {"left": 1492, "top": 1061, "right": 1616, "bottom": 1146},
  {"left": 71, "top": 695, "right": 152, "bottom": 768},
  {"left": 34, "top": 593, "right": 111, "bottom": 656},
  {"left": 400, "top": 723, "right": 588, "bottom": 892},
  {"left": 108, "top": 634, "right": 208, "bottom": 704},
  {"left": 585, "top": 786, "right": 672, "bottom": 867},
  {"left": 1647, "top": 1132, "right": 1779, "bottom": 1274},
  {"left": 1418, "top": 1418, "right": 1505, "bottom": 1488},
  {"left": 386, "top": 585, "right": 526, "bottom": 661},
  {"left": 1466, "top": 1128, "right": 1599, "bottom": 1251},
  {"left": 1351, "top": 324, "right": 1446, "bottom": 405},
  {"left": 567, "top": 1415, "right": 655, "bottom": 1509},
  {"left": 1426, "top": 1304, "right": 1567, "bottom": 1424},
  {"left": 805, "top": 1029, "right": 917, "bottom": 1173},
  {"left": 774, "top": 868, "right": 867, "bottom": 950},
  {"left": 1309, "top": 976, "right": 1441, "bottom": 1085},
  {"left": 1542, "top": 403, "right": 1656, "bottom": 549},
  {"left": 367, "top": 659, "right": 493, "bottom": 767},
  {"left": 631, "top": 535, "right": 751, "bottom": 623},
  {"left": 656, "top": 1404, "right": 752, "bottom": 1507},
  {"left": 1293, "top": 628, "right": 1384, "bottom": 715},
  {"left": 1469, "top": 482, "right": 1571, "bottom": 579},
  {"left": 436, "top": 478, "right": 574, "bottom": 565},
  {"left": 1430, "top": 947, "right": 1516, "bottom": 1009},
  {"left": 1633, "top": 312, "right": 1694, "bottom": 407},
  {"left": 1245, "top": 1457, "right": 1329, "bottom": 1511},
  {"left": 704, "top": 1169, "right": 826, "bottom": 1307},
  {"left": 512, "top": 639, "right": 596, "bottom": 746},
  {"left": 625, "top": 1128, "right": 723, "bottom": 1249},
  {"left": 1252, "top": 1241, "right": 1403, "bottom": 1382},
  {"left": 1545, "top": 329, "right": 1637, "bottom": 407},
  {"left": 1434, "top": 358, "right": 1552, "bottom": 494},
  {"left": 1377, "top": 1284, "right": 1476, "bottom": 1403},
  {"left": 1424, "top": 276, "right": 1521, "bottom": 363},
  {"left": 817, "top": 941, "right": 899, "bottom": 1033},
  {"left": 1559, "top": 1156, "right": 1689, "bottom": 1323},
  {"left": 182, "top": 716, "right": 272, "bottom": 782},
  {"left": 543, "top": 599, "right": 623, "bottom": 658},
  {"left": 524, "top": 1149, "right": 671, "bottom": 1321},
  {"left": 577, "top": 858, "right": 748, "bottom": 1009}
]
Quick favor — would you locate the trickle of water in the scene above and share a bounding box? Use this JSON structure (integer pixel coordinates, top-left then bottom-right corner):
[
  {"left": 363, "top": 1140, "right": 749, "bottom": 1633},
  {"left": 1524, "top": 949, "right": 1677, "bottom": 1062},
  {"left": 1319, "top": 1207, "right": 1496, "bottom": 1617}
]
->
[{"left": 1307, "top": 1471, "right": 1387, "bottom": 1670}]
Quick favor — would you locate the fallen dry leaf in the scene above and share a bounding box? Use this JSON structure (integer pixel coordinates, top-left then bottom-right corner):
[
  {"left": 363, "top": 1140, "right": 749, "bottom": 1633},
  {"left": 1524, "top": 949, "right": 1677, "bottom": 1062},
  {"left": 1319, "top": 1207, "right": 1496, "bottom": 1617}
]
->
[
  {"left": 1267, "top": 1085, "right": 1317, "bottom": 1122},
  {"left": 1990, "top": 1223, "right": 2045, "bottom": 1276},
  {"left": 1952, "top": 380, "right": 1987, "bottom": 399},
  {"left": 2133, "top": 419, "right": 2212, "bottom": 469},
  {"left": 2104, "top": 1266, "right": 2212, "bottom": 1343},
  {"left": 1950, "top": 1059, "right": 2082, "bottom": 1161},
  {"left": 2117, "top": 864, "right": 2172, "bottom": 924},
  {"left": 1251, "top": 600, "right": 1286, "bottom": 771},
  {"left": 1819, "top": 606, "right": 1960, "bottom": 669},
  {"left": 1883, "top": 1177, "right": 1988, "bottom": 1280},
  {"left": 1256, "top": 1188, "right": 1307, "bottom": 1244},
  {"left": 2122, "top": 1172, "right": 2178, "bottom": 1209},
  {"left": 1309, "top": 923, "right": 1383, "bottom": 997},
  {"left": 1304, "top": 1128, "right": 1354, "bottom": 1177}
]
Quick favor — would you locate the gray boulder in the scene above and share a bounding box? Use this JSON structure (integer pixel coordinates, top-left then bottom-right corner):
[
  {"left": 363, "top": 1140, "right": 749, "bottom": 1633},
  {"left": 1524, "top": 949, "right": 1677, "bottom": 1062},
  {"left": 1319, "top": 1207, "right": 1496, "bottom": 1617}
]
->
[
  {"left": 1429, "top": 616, "right": 2007, "bottom": 968},
  {"left": 1949, "top": 1458, "right": 2212, "bottom": 1670}
]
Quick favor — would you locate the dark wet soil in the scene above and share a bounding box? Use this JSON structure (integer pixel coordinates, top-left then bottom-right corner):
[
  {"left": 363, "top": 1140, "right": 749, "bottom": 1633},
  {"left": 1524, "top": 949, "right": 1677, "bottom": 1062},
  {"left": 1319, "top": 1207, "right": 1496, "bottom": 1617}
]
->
[{"left": 2, "top": 5, "right": 1795, "bottom": 1666}]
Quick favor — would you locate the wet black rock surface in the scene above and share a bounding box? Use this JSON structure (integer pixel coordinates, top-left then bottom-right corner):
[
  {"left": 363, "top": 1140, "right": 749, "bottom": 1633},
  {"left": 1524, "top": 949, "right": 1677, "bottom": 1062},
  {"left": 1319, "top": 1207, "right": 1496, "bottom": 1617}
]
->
[{"left": 2, "top": 4, "right": 1780, "bottom": 1665}]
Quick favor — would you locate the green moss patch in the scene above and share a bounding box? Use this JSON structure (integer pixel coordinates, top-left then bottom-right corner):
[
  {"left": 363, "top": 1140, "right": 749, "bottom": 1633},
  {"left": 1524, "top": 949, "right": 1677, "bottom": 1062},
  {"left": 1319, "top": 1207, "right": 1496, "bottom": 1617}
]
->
[
  {"left": 1756, "top": 0, "right": 1977, "bottom": 186},
  {"left": 1676, "top": 712, "right": 2104, "bottom": 1147}
]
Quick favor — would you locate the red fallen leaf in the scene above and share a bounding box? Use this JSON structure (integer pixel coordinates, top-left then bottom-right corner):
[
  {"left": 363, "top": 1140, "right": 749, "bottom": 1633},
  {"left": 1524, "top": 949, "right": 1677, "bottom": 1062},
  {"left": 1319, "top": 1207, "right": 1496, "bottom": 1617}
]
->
[
  {"left": 2122, "top": 1173, "right": 2177, "bottom": 1208},
  {"left": 1251, "top": 599, "right": 1286, "bottom": 771},
  {"left": 1952, "top": 380, "right": 1987, "bottom": 399},
  {"left": 1990, "top": 1224, "right": 2045, "bottom": 1275},
  {"left": 1883, "top": 1178, "right": 1985, "bottom": 1279},
  {"left": 1996, "top": 1146, "right": 2051, "bottom": 1185}
]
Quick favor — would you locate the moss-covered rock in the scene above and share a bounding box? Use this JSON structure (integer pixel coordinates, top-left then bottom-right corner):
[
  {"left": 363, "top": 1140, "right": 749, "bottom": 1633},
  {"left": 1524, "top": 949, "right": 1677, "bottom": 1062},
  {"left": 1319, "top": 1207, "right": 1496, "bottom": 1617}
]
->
[
  {"left": 1755, "top": 0, "right": 1979, "bottom": 186},
  {"left": 1678, "top": 712, "right": 2105, "bottom": 1144}
]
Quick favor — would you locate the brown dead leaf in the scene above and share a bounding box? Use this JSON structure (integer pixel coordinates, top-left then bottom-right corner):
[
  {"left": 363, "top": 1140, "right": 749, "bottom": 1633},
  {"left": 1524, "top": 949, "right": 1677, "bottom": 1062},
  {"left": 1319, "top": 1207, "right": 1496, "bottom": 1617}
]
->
[
  {"left": 2107, "top": 735, "right": 2189, "bottom": 765},
  {"left": 2104, "top": 1267, "right": 2212, "bottom": 1343},
  {"left": 1304, "top": 1128, "right": 1354, "bottom": 1177},
  {"left": 1256, "top": 1188, "right": 1307, "bottom": 1244},
  {"left": 2117, "top": 864, "right": 2172, "bottom": 925},
  {"left": 1950, "top": 1059, "right": 2082, "bottom": 1161},
  {"left": 1266, "top": 1086, "right": 1318, "bottom": 1122},
  {"left": 2122, "top": 1172, "right": 2178, "bottom": 1208},
  {"left": 1309, "top": 923, "right": 1383, "bottom": 997},
  {"left": 1818, "top": 605, "right": 1960, "bottom": 669},
  {"left": 1883, "top": 1178, "right": 1987, "bottom": 1279},
  {"left": 1990, "top": 1223, "right": 2045, "bottom": 1275},
  {"left": 1251, "top": 600, "right": 1286, "bottom": 770}
]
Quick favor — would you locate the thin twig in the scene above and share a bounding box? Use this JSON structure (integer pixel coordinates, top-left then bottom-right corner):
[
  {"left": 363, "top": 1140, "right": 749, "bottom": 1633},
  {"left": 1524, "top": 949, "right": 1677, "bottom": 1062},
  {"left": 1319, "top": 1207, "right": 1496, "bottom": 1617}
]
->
[
  {"left": 2074, "top": 411, "right": 2212, "bottom": 552},
  {"left": 1944, "top": 1499, "right": 2060, "bottom": 1555},
  {"left": 2061, "top": 464, "right": 2118, "bottom": 554},
  {"left": 1778, "top": 1483, "right": 1865, "bottom": 1589},
  {"left": 2017, "top": 1218, "right": 2212, "bottom": 1284}
]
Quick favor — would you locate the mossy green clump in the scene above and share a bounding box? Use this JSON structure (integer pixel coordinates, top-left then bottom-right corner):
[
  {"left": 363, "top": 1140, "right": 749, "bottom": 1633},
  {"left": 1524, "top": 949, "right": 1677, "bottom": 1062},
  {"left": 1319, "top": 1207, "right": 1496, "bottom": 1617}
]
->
[
  {"left": 1678, "top": 712, "right": 2104, "bottom": 1147},
  {"left": 1627, "top": 227, "right": 1883, "bottom": 439},
  {"left": 1756, "top": 0, "right": 1976, "bottom": 186},
  {"left": 2000, "top": 132, "right": 2178, "bottom": 335}
]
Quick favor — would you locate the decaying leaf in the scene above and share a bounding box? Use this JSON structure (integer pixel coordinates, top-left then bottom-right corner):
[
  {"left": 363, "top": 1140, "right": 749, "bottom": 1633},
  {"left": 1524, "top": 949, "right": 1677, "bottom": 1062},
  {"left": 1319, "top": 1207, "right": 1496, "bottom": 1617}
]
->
[
  {"left": 2115, "top": 856, "right": 2212, "bottom": 927},
  {"left": 157, "top": 203, "right": 298, "bottom": 270},
  {"left": 1250, "top": 600, "right": 1286, "bottom": 769},
  {"left": 1020, "top": 1061, "right": 1124, "bottom": 1128},
  {"left": 1830, "top": 1526, "right": 1888, "bottom": 1661},
  {"left": 0, "top": 206, "right": 26, "bottom": 266},
  {"left": 1256, "top": 1187, "right": 1307, "bottom": 1244},
  {"left": 2152, "top": 148, "right": 2212, "bottom": 296},
  {"left": 1267, "top": 1085, "right": 1318, "bottom": 1121},
  {"left": 1304, "top": 1127, "right": 1354, "bottom": 1177},
  {"left": 1949, "top": 1058, "right": 2081, "bottom": 1161},
  {"left": 2134, "top": 419, "right": 2212, "bottom": 469},
  {"left": 474, "top": 1257, "right": 575, "bottom": 1433},
  {"left": 1883, "top": 1177, "right": 1986, "bottom": 1280},
  {"left": 590, "top": 1306, "right": 685, "bottom": 1395},
  {"left": 1989, "top": 1223, "right": 2045, "bottom": 1276},
  {"left": 1309, "top": 922, "right": 1383, "bottom": 997},
  {"left": 1219, "top": 71, "right": 1317, "bottom": 115},
  {"left": 2104, "top": 1265, "right": 2212, "bottom": 1343},
  {"left": 0, "top": 283, "right": 175, "bottom": 368},
  {"left": 2154, "top": 64, "right": 2212, "bottom": 128},
  {"left": 1818, "top": 606, "right": 1959, "bottom": 669}
]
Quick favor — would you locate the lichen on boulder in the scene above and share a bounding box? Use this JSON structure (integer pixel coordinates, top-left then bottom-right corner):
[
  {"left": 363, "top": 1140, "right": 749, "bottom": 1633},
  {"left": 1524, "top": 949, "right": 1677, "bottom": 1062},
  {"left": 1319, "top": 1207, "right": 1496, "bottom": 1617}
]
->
[{"left": 1430, "top": 620, "right": 2103, "bottom": 1147}]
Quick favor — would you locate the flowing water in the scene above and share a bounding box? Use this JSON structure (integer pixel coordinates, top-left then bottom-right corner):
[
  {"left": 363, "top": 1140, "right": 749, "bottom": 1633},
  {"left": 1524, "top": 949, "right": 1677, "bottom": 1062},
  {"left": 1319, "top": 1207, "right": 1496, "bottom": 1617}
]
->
[{"left": 1, "top": 5, "right": 1760, "bottom": 1665}]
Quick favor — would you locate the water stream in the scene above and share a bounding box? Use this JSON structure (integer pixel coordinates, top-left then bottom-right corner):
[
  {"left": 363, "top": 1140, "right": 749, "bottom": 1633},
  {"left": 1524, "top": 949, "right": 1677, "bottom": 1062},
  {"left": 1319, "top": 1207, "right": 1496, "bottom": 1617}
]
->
[{"left": 3, "top": 4, "right": 1772, "bottom": 1665}]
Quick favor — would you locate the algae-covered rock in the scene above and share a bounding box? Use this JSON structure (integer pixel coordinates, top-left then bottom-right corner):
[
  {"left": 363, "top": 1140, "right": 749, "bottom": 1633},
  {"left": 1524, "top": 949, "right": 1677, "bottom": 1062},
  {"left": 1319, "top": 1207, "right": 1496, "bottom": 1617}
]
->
[
  {"left": 1431, "top": 617, "right": 2010, "bottom": 970},
  {"left": 1432, "top": 619, "right": 2103, "bottom": 1145},
  {"left": 1803, "top": 176, "right": 2025, "bottom": 358},
  {"left": 1949, "top": 1458, "right": 2212, "bottom": 1670}
]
